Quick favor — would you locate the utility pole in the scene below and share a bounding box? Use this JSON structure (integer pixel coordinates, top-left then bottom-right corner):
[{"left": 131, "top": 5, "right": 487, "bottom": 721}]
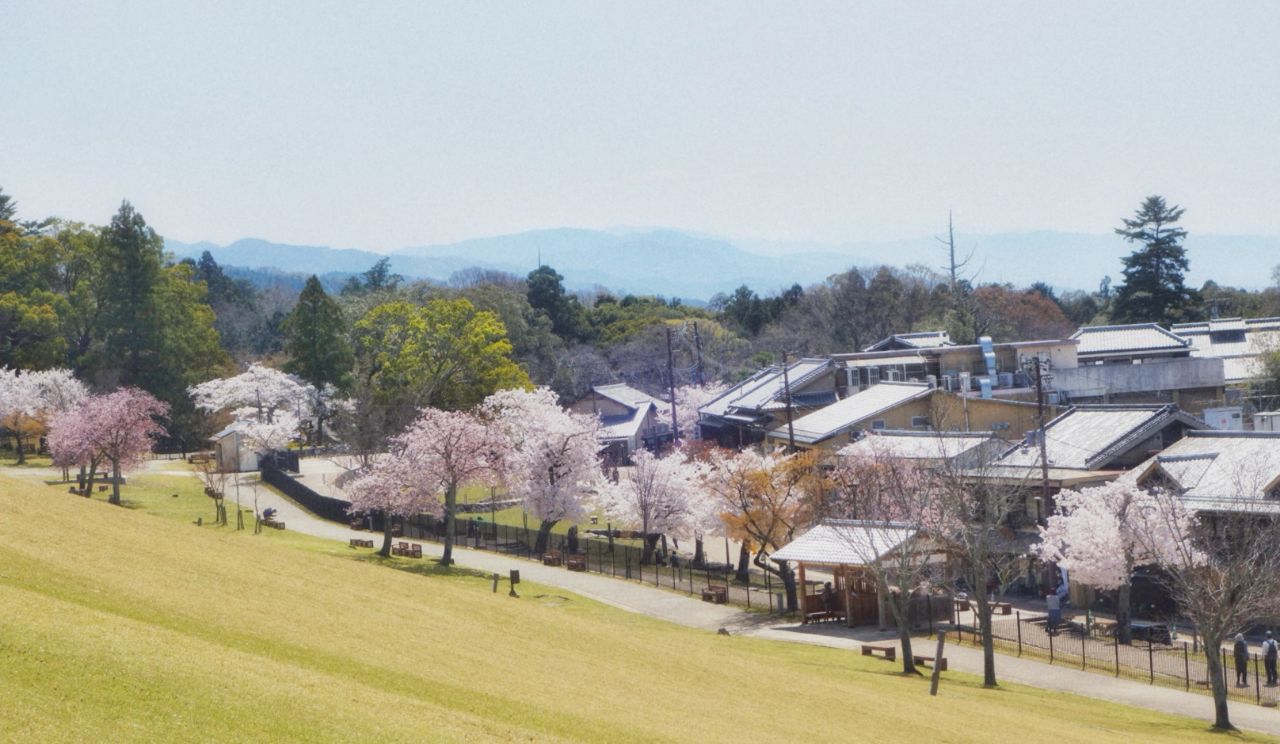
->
[
  {"left": 781, "top": 351, "right": 797, "bottom": 453},
  {"left": 666, "top": 326, "right": 680, "bottom": 444},
  {"left": 692, "top": 321, "right": 705, "bottom": 386},
  {"left": 1034, "top": 357, "right": 1051, "bottom": 523}
]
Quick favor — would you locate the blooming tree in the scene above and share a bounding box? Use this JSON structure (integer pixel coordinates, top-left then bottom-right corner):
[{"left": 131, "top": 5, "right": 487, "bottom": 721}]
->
[
  {"left": 703, "top": 448, "right": 827, "bottom": 611},
  {"left": 1035, "top": 482, "right": 1163, "bottom": 644},
  {"left": 601, "top": 448, "right": 706, "bottom": 564},
  {"left": 0, "top": 367, "right": 86, "bottom": 464},
  {"left": 482, "top": 387, "right": 604, "bottom": 556},
  {"left": 348, "top": 407, "right": 508, "bottom": 560},
  {"left": 1127, "top": 481, "right": 1280, "bottom": 731},
  {"left": 830, "top": 441, "right": 954, "bottom": 675},
  {"left": 672, "top": 382, "right": 728, "bottom": 442},
  {"left": 47, "top": 388, "right": 168, "bottom": 504},
  {"left": 190, "top": 363, "right": 319, "bottom": 445}
]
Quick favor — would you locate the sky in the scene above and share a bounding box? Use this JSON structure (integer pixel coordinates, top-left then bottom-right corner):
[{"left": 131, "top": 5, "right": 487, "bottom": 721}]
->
[{"left": 3, "top": 2, "right": 1278, "bottom": 251}]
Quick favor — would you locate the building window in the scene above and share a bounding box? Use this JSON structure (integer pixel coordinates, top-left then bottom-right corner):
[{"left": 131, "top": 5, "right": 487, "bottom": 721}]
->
[
  {"left": 871, "top": 419, "right": 886, "bottom": 430},
  {"left": 991, "top": 422, "right": 1010, "bottom": 431},
  {"left": 911, "top": 416, "right": 930, "bottom": 428}
]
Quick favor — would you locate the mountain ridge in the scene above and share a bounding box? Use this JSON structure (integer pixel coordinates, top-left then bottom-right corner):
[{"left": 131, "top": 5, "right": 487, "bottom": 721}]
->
[{"left": 165, "top": 227, "right": 1280, "bottom": 300}]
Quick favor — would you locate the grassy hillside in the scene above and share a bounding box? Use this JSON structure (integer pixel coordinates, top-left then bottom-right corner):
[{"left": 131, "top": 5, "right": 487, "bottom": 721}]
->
[{"left": 0, "top": 472, "right": 1271, "bottom": 743}]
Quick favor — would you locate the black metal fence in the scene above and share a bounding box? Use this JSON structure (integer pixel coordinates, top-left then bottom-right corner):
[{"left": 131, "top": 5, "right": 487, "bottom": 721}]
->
[
  {"left": 952, "top": 611, "right": 1280, "bottom": 707},
  {"left": 260, "top": 462, "right": 356, "bottom": 525},
  {"left": 387, "top": 514, "right": 797, "bottom": 612}
]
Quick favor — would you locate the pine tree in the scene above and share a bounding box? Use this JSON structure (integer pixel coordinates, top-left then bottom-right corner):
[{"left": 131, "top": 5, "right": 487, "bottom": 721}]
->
[
  {"left": 1111, "top": 196, "right": 1199, "bottom": 324},
  {"left": 282, "top": 276, "right": 353, "bottom": 391}
]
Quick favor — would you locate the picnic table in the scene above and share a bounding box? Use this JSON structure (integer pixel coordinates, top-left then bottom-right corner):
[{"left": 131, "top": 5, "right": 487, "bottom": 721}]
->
[
  {"left": 566, "top": 554, "right": 587, "bottom": 572},
  {"left": 542, "top": 551, "right": 563, "bottom": 567},
  {"left": 701, "top": 584, "right": 728, "bottom": 604},
  {"left": 391, "top": 541, "right": 423, "bottom": 559},
  {"left": 1130, "top": 620, "right": 1171, "bottom": 645}
]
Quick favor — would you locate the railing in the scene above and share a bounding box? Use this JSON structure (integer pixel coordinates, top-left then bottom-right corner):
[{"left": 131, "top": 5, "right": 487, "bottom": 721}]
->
[{"left": 951, "top": 610, "right": 1279, "bottom": 707}]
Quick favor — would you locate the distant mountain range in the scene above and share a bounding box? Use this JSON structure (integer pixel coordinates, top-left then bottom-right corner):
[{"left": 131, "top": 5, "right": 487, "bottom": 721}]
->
[{"left": 166, "top": 228, "right": 1280, "bottom": 301}]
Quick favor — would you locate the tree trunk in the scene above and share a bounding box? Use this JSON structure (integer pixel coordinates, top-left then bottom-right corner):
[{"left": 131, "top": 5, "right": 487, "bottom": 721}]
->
[
  {"left": 692, "top": 536, "right": 706, "bottom": 568},
  {"left": 83, "top": 462, "right": 98, "bottom": 498},
  {"left": 440, "top": 483, "right": 458, "bottom": 566},
  {"left": 14, "top": 433, "right": 25, "bottom": 465},
  {"left": 109, "top": 458, "right": 122, "bottom": 505},
  {"left": 641, "top": 534, "right": 660, "bottom": 565},
  {"left": 1116, "top": 581, "right": 1133, "bottom": 645},
  {"left": 379, "top": 511, "right": 393, "bottom": 557},
  {"left": 883, "top": 586, "right": 920, "bottom": 675},
  {"left": 1203, "top": 638, "right": 1235, "bottom": 731},
  {"left": 533, "top": 519, "right": 557, "bottom": 556},
  {"left": 735, "top": 543, "right": 751, "bottom": 583},
  {"left": 973, "top": 586, "right": 998, "bottom": 687},
  {"left": 778, "top": 560, "right": 798, "bottom": 612}
]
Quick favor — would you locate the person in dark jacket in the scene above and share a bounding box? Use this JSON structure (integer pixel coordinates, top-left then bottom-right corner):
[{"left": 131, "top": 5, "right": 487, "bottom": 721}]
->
[{"left": 1234, "top": 634, "right": 1250, "bottom": 687}]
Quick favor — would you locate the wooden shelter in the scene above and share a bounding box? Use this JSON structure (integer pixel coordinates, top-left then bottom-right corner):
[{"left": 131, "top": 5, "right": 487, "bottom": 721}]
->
[{"left": 771, "top": 520, "right": 951, "bottom": 629}]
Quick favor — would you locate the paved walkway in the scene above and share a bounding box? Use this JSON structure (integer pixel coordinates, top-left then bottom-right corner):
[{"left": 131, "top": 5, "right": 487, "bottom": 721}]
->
[{"left": 119, "top": 466, "right": 1280, "bottom": 737}]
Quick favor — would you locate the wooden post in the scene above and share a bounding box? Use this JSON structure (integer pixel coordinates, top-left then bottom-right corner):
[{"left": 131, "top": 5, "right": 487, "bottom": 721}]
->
[{"left": 929, "top": 631, "right": 947, "bottom": 696}]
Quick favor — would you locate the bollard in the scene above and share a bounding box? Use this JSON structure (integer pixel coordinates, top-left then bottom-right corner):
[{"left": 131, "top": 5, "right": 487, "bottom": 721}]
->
[
  {"left": 508, "top": 569, "right": 520, "bottom": 598},
  {"left": 492, "top": 572, "right": 499, "bottom": 593}
]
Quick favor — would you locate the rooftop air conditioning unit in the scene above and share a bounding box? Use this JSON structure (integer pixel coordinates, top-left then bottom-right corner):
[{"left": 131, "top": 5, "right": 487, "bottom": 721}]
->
[
  {"left": 959, "top": 372, "right": 971, "bottom": 392},
  {"left": 998, "top": 372, "right": 1014, "bottom": 388}
]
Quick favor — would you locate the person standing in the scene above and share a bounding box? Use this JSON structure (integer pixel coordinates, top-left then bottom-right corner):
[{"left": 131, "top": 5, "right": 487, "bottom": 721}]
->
[
  {"left": 1046, "top": 592, "right": 1061, "bottom": 628},
  {"left": 1234, "top": 634, "right": 1250, "bottom": 687},
  {"left": 1263, "top": 631, "right": 1278, "bottom": 687}
]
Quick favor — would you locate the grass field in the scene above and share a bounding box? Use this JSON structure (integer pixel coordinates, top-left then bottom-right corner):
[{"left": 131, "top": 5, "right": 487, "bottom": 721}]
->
[{"left": 0, "top": 472, "right": 1273, "bottom": 743}]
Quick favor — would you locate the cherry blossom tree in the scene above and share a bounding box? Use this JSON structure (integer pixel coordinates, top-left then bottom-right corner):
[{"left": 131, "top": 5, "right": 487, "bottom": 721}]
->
[
  {"left": 47, "top": 408, "right": 106, "bottom": 495},
  {"left": 482, "top": 387, "right": 604, "bottom": 556},
  {"left": 672, "top": 382, "right": 728, "bottom": 441},
  {"left": 830, "top": 441, "right": 954, "bottom": 675},
  {"left": 47, "top": 388, "right": 168, "bottom": 504},
  {"left": 1129, "top": 485, "right": 1280, "bottom": 731},
  {"left": 0, "top": 367, "right": 85, "bottom": 464},
  {"left": 348, "top": 407, "right": 508, "bottom": 560},
  {"left": 1035, "top": 482, "right": 1160, "bottom": 644},
  {"left": 190, "top": 363, "right": 316, "bottom": 438},
  {"left": 601, "top": 448, "right": 706, "bottom": 564}
]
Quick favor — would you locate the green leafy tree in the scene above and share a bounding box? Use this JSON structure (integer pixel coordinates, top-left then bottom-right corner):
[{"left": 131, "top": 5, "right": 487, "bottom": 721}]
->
[
  {"left": 526, "top": 265, "right": 588, "bottom": 341},
  {"left": 352, "top": 298, "right": 531, "bottom": 434},
  {"left": 97, "top": 201, "right": 166, "bottom": 382},
  {"left": 1111, "top": 196, "right": 1199, "bottom": 324},
  {"left": 283, "top": 275, "right": 353, "bottom": 391},
  {"left": 341, "top": 257, "right": 403, "bottom": 297}
]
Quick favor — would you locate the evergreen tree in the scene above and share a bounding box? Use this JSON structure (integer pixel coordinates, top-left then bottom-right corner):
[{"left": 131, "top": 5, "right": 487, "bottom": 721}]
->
[
  {"left": 283, "top": 275, "right": 353, "bottom": 391},
  {"left": 98, "top": 201, "right": 165, "bottom": 383},
  {"left": 526, "top": 265, "right": 588, "bottom": 341},
  {"left": 1111, "top": 196, "right": 1199, "bottom": 324}
]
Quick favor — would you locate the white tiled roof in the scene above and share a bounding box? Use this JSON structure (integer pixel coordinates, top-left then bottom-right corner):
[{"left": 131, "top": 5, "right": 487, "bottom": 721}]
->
[
  {"left": 840, "top": 430, "right": 999, "bottom": 462},
  {"left": 864, "top": 331, "right": 954, "bottom": 352},
  {"left": 1071, "top": 324, "right": 1191, "bottom": 356},
  {"left": 771, "top": 520, "right": 923, "bottom": 565},
  {"left": 1169, "top": 318, "right": 1280, "bottom": 382},
  {"left": 593, "top": 383, "right": 660, "bottom": 411},
  {"left": 1120, "top": 432, "right": 1280, "bottom": 513},
  {"left": 765, "top": 382, "right": 933, "bottom": 445},
  {"left": 699, "top": 359, "right": 830, "bottom": 419},
  {"left": 996, "top": 405, "right": 1203, "bottom": 470}
]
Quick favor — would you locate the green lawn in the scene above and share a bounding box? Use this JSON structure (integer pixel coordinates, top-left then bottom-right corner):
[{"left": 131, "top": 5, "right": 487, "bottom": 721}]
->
[{"left": 0, "top": 470, "right": 1272, "bottom": 742}]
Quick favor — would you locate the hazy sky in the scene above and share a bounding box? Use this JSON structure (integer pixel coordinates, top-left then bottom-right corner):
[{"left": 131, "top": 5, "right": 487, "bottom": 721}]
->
[{"left": 3, "top": 2, "right": 1278, "bottom": 250}]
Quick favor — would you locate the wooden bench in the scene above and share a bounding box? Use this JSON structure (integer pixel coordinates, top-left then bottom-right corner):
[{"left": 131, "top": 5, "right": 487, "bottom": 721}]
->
[
  {"left": 861, "top": 645, "right": 896, "bottom": 661},
  {"left": 349, "top": 538, "right": 374, "bottom": 549},
  {"left": 262, "top": 518, "right": 286, "bottom": 530},
  {"left": 542, "top": 552, "right": 563, "bottom": 567},
  {"left": 349, "top": 520, "right": 365, "bottom": 531},
  {"left": 702, "top": 585, "right": 728, "bottom": 604},
  {"left": 805, "top": 610, "right": 846, "bottom": 624},
  {"left": 992, "top": 602, "right": 1012, "bottom": 616},
  {"left": 566, "top": 554, "right": 587, "bottom": 572},
  {"left": 914, "top": 655, "right": 948, "bottom": 671},
  {"left": 188, "top": 453, "right": 211, "bottom": 464}
]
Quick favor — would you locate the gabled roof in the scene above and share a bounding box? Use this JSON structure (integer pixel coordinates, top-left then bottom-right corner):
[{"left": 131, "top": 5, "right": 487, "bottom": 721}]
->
[
  {"left": 593, "top": 383, "right": 661, "bottom": 412},
  {"left": 770, "top": 520, "right": 925, "bottom": 566},
  {"left": 1169, "top": 317, "right": 1280, "bottom": 382},
  {"left": 864, "top": 331, "right": 954, "bottom": 352},
  {"left": 699, "top": 358, "right": 832, "bottom": 421},
  {"left": 1070, "top": 324, "right": 1191, "bottom": 357},
  {"left": 995, "top": 404, "right": 1207, "bottom": 471},
  {"left": 840, "top": 430, "right": 1002, "bottom": 463},
  {"left": 1121, "top": 431, "right": 1280, "bottom": 513},
  {"left": 765, "top": 382, "right": 933, "bottom": 445}
]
